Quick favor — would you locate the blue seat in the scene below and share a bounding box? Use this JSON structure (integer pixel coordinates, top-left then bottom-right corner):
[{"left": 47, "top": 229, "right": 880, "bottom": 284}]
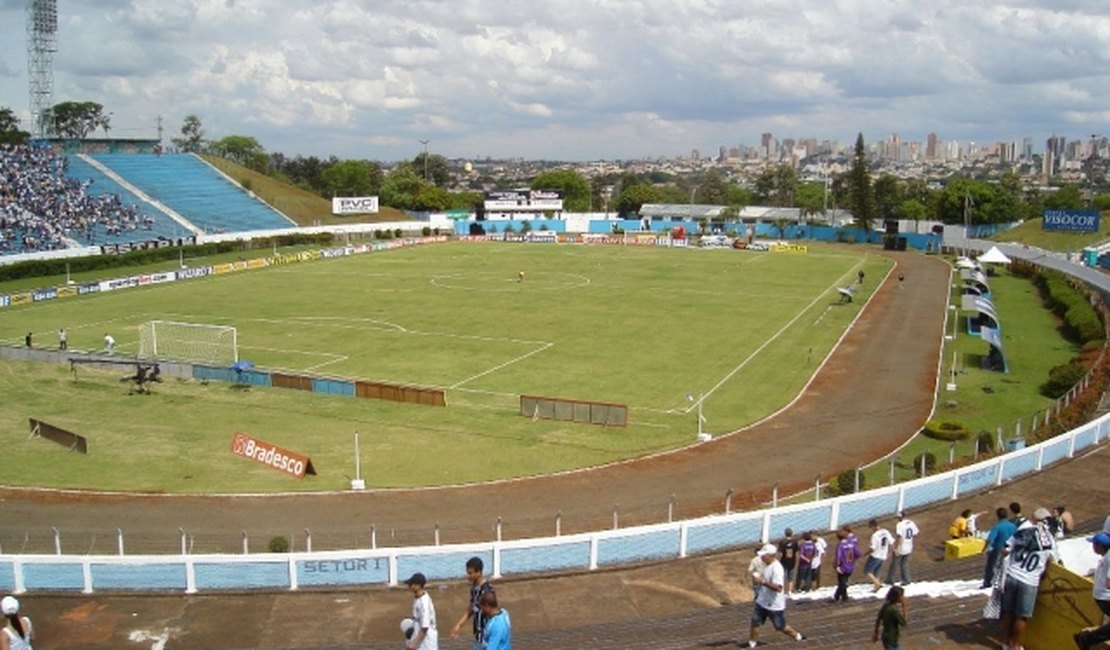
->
[{"left": 89, "top": 154, "right": 295, "bottom": 234}]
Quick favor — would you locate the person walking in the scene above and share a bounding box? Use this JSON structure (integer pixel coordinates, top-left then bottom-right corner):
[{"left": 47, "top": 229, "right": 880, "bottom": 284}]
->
[
  {"left": 1073, "top": 517, "right": 1110, "bottom": 650},
  {"left": 479, "top": 590, "right": 511, "bottom": 650},
  {"left": 999, "top": 507, "right": 1058, "bottom": 650},
  {"left": 982, "top": 507, "right": 1017, "bottom": 588},
  {"left": 863, "top": 519, "right": 894, "bottom": 592},
  {"left": 872, "top": 585, "right": 907, "bottom": 650},
  {"left": 404, "top": 573, "right": 438, "bottom": 650},
  {"left": 23, "top": 333, "right": 31, "bottom": 349},
  {"left": 886, "top": 511, "right": 919, "bottom": 586},
  {"left": 1, "top": 596, "right": 33, "bottom": 650},
  {"left": 833, "top": 526, "right": 863, "bottom": 602},
  {"left": 450, "top": 556, "right": 494, "bottom": 650},
  {"left": 103, "top": 333, "right": 115, "bottom": 355},
  {"left": 747, "top": 543, "right": 806, "bottom": 647},
  {"left": 57, "top": 328, "right": 67, "bottom": 351}
]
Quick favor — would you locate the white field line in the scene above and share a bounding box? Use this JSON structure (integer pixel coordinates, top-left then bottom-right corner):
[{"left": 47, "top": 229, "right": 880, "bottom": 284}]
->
[
  {"left": 449, "top": 341, "right": 555, "bottom": 389},
  {"left": 676, "top": 264, "right": 867, "bottom": 415}
]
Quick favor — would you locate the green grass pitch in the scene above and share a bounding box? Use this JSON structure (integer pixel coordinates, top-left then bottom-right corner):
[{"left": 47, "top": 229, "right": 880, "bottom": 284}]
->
[{"left": 0, "top": 242, "right": 890, "bottom": 492}]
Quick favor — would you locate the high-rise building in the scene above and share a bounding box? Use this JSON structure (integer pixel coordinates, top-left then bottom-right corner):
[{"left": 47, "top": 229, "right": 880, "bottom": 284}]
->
[
  {"left": 1022, "top": 137, "right": 1033, "bottom": 161},
  {"left": 926, "top": 133, "right": 938, "bottom": 160}
]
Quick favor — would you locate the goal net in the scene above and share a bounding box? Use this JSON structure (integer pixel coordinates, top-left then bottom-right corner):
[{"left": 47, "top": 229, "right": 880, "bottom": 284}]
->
[{"left": 138, "top": 320, "right": 238, "bottom": 365}]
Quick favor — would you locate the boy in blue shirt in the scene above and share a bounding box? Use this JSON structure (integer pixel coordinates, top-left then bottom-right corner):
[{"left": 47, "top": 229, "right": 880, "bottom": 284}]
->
[{"left": 479, "top": 590, "right": 511, "bottom": 650}]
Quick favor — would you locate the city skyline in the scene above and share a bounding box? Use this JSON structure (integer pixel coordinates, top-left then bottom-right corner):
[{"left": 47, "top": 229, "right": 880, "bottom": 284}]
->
[{"left": 1, "top": 1, "right": 1108, "bottom": 162}]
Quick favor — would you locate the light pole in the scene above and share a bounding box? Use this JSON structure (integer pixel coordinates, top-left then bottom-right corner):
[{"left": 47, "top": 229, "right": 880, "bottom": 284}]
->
[{"left": 419, "top": 139, "right": 430, "bottom": 183}]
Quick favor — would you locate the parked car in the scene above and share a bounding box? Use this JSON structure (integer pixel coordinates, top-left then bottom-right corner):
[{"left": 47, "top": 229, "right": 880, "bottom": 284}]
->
[{"left": 699, "top": 234, "right": 733, "bottom": 248}]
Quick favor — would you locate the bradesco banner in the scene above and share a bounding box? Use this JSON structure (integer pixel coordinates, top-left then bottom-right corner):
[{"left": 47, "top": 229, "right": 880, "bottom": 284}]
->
[
  {"left": 1043, "top": 209, "right": 1100, "bottom": 232},
  {"left": 332, "top": 196, "right": 379, "bottom": 215},
  {"left": 230, "top": 432, "right": 316, "bottom": 479}
]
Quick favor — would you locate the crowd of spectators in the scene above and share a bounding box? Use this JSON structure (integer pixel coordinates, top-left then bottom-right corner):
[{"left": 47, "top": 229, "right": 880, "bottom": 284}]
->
[{"left": 0, "top": 143, "right": 155, "bottom": 255}]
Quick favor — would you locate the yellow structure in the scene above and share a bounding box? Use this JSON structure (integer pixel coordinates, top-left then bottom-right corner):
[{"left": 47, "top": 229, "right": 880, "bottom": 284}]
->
[
  {"left": 944, "top": 536, "right": 985, "bottom": 560},
  {"left": 1025, "top": 562, "right": 1101, "bottom": 650}
]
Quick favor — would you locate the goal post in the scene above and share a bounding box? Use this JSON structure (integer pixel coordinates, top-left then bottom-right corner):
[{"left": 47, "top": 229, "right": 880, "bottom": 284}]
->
[{"left": 138, "top": 320, "right": 239, "bottom": 365}]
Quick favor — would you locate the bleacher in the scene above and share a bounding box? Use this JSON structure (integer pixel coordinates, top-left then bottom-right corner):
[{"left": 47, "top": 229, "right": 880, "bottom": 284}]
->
[
  {"left": 89, "top": 153, "right": 295, "bottom": 234},
  {"left": 63, "top": 156, "right": 181, "bottom": 245}
]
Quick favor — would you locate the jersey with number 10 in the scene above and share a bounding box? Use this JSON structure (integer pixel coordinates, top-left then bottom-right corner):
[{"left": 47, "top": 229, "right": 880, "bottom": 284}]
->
[{"left": 1005, "top": 523, "right": 1057, "bottom": 587}]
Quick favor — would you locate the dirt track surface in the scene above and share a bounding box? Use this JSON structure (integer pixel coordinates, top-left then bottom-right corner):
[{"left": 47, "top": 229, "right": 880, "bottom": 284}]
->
[{"left": 0, "top": 251, "right": 952, "bottom": 554}]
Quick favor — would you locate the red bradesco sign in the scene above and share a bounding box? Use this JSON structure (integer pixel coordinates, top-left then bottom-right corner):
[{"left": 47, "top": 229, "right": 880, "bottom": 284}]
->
[{"left": 230, "top": 432, "right": 316, "bottom": 479}]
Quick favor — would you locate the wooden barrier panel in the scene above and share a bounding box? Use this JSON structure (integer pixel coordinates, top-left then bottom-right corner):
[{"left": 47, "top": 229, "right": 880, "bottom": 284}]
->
[
  {"left": 29, "top": 418, "right": 88, "bottom": 454},
  {"left": 354, "top": 380, "right": 445, "bottom": 407},
  {"left": 271, "top": 372, "right": 312, "bottom": 391}
]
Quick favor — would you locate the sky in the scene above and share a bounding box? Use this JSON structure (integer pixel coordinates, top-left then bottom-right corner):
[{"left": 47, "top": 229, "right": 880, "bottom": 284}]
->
[{"left": 1, "top": 0, "right": 1109, "bottom": 162}]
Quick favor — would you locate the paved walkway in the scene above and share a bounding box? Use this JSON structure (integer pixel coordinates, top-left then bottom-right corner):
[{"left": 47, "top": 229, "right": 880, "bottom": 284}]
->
[{"left": 18, "top": 443, "right": 1107, "bottom": 649}]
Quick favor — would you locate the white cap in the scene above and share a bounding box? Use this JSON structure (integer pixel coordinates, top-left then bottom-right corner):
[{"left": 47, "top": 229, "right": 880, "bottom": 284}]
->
[
  {"left": 758, "top": 543, "right": 778, "bottom": 556},
  {"left": 1, "top": 596, "right": 19, "bottom": 615}
]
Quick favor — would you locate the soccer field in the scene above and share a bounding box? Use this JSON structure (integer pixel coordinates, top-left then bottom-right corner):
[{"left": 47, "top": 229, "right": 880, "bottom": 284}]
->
[{"left": 0, "top": 242, "right": 891, "bottom": 492}]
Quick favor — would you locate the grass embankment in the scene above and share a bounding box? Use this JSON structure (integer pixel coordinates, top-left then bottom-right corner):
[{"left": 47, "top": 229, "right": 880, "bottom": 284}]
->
[
  {"left": 858, "top": 267, "right": 1083, "bottom": 488},
  {"left": 200, "top": 155, "right": 409, "bottom": 226},
  {"left": 991, "top": 215, "right": 1110, "bottom": 253}
]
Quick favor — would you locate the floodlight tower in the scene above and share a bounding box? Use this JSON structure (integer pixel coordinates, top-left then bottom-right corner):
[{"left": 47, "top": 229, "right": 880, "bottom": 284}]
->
[{"left": 26, "top": 0, "right": 58, "bottom": 138}]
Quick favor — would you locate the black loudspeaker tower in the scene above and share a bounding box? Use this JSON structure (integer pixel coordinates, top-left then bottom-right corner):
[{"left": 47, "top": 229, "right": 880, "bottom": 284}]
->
[{"left": 896, "top": 236, "right": 908, "bottom": 251}]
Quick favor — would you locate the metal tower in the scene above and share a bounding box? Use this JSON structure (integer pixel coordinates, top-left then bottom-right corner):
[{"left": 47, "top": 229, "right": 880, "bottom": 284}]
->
[{"left": 26, "top": 0, "right": 58, "bottom": 138}]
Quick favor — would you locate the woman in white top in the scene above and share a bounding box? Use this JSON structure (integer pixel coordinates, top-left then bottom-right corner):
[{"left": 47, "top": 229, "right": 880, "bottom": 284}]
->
[{"left": 1, "top": 596, "right": 33, "bottom": 650}]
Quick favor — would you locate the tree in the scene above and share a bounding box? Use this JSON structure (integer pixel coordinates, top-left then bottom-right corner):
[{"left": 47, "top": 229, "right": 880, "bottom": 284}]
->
[
  {"left": 321, "top": 159, "right": 383, "bottom": 198},
  {"left": 794, "top": 182, "right": 826, "bottom": 220},
  {"left": 412, "top": 152, "right": 450, "bottom": 187},
  {"left": 848, "top": 133, "right": 875, "bottom": 231},
  {"left": 898, "top": 199, "right": 927, "bottom": 232},
  {"left": 211, "top": 135, "right": 266, "bottom": 169},
  {"left": 173, "top": 114, "right": 206, "bottom": 153},
  {"left": 753, "top": 164, "right": 797, "bottom": 207},
  {"left": 47, "top": 101, "right": 111, "bottom": 139},
  {"left": 0, "top": 107, "right": 30, "bottom": 146},
  {"left": 695, "top": 169, "right": 730, "bottom": 205},
  {"left": 872, "top": 173, "right": 903, "bottom": 222},
  {"left": 380, "top": 163, "right": 426, "bottom": 210},
  {"left": 530, "top": 169, "right": 591, "bottom": 212},
  {"left": 1044, "top": 183, "right": 1083, "bottom": 211},
  {"left": 616, "top": 182, "right": 663, "bottom": 216}
]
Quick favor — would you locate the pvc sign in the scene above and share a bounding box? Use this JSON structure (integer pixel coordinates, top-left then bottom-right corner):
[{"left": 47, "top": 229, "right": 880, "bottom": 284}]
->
[
  {"left": 230, "top": 432, "right": 316, "bottom": 478},
  {"left": 1043, "top": 210, "right": 1100, "bottom": 232},
  {"left": 332, "top": 196, "right": 379, "bottom": 215}
]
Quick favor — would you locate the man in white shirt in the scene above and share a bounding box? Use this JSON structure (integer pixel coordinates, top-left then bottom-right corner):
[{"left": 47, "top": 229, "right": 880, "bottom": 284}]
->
[
  {"left": 886, "top": 511, "right": 920, "bottom": 586},
  {"left": 747, "top": 544, "right": 806, "bottom": 648},
  {"left": 863, "top": 518, "right": 894, "bottom": 592},
  {"left": 1000, "top": 507, "right": 1058, "bottom": 650}
]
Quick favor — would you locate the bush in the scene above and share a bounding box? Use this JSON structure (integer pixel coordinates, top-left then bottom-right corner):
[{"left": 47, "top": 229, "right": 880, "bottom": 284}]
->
[
  {"left": 421, "top": 226, "right": 432, "bottom": 236},
  {"left": 393, "top": 228, "right": 402, "bottom": 238},
  {"left": 976, "top": 431, "right": 996, "bottom": 454},
  {"left": 520, "top": 221, "right": 533, "bottom": 233},
  {"left": 922, "top": 419, "right": 972, "bottom": 441},
  {"left": 836, "top": 468, "right": 862, "bottom": 494},
  {"left": 268, "top": 536, "right": 290, "bottom": 553},
  {"left": 911, "top": 452, "right": 937, "bottom": 477},
  {"left": 1041, "top": 362, "right": 1086, "bottom": 398}
]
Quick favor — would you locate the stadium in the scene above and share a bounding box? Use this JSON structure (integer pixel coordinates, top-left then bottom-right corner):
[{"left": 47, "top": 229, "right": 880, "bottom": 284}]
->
[{"left": 2, "top": 3, "right": 1110, "bottom": 649}]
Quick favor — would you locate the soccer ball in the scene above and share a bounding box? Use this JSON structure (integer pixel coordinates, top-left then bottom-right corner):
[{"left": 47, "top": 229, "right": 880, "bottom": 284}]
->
[{"left": 400, "top": 617, "right": 415, "bottom": 639}]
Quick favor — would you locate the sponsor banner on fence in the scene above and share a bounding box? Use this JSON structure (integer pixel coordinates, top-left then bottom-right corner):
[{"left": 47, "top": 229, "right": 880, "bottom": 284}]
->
[
  {"left": 230, "top": 432, "right": 316, "bottom": 479},
  {"left": 332, "top": 196, "right": 379, "bottom": 215},
  {"left": 57, "top": 285, "right": 77, "bottom": 298},
  {"left": 32, "top": 287, "right": 58, "bottom": 302},
  {"left": 0, "top": 295, "right": 9, "bottom": 308},
  {"left": 10, "top": 293, "right": 32, "bottom": 306},
  {"left": 176, "top": 265, "right": 212, "bottom": 280},
  {"left": 770, "top": 243, "right": 808, "bottom": 253},
  {"left": 484, "top": 189, "right": 564, "bottom": 211},
  {"left": 100, "top": 276, "right": 141, "bottom": 292},
  {"left": 78, "top": 282, "right": 101, "bottom": 295},
  {"left": 1043, "top": 209, "right": 1100, "bottom": 232}
]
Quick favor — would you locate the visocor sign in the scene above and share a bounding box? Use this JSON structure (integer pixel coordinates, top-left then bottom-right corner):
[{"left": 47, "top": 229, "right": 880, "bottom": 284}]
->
[{"left": 1043, "top": 209, "right": 1100, "bottom": 232}]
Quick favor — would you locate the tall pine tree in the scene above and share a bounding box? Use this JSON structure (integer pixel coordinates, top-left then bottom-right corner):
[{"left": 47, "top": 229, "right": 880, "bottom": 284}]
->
[{"left": 849, "top": 133, "right": 875, "bottom": 233}]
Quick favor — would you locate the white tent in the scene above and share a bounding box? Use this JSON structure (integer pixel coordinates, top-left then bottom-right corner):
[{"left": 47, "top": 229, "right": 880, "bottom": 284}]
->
[{"left": 978, "top": 246, "right": 1012, "bottom": 265}]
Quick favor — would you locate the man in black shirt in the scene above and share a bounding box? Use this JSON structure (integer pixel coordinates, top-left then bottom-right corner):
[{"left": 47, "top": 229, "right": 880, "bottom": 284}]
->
[{"left": 451, "top": 556, "right": 495, "bottom": 650}]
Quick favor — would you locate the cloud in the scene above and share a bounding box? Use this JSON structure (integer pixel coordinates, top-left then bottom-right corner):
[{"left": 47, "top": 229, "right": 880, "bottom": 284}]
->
[{"left": 0, "top": 0, "right": 1107, "bottom": 160}]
